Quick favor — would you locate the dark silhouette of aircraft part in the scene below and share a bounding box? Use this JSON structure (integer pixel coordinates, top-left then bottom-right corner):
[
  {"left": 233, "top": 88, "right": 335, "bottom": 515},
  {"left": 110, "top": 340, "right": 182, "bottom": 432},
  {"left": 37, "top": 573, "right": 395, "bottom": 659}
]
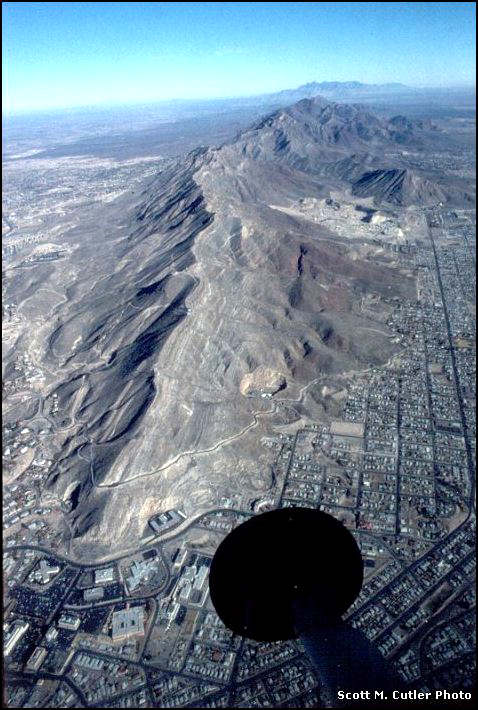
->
[
  {"left": 209, "top": 508, "right": 363, "bottom": 641},
  {"left": 209, "top": 507, "right": 399, "bottom": 705}
]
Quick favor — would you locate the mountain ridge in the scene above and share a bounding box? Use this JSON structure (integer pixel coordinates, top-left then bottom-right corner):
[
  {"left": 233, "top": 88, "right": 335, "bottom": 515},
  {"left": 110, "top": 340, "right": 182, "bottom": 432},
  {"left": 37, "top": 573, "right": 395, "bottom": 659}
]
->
[{"left": 33, "top": 94, "right": 471, "bottom": 552}]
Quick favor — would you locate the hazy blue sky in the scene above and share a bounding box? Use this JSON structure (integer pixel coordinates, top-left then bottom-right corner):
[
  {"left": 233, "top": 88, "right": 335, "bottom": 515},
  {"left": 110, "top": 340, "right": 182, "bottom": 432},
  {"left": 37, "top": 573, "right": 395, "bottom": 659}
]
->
[{"left": 3, "top": 2, "right": 476, "bottom": 113}]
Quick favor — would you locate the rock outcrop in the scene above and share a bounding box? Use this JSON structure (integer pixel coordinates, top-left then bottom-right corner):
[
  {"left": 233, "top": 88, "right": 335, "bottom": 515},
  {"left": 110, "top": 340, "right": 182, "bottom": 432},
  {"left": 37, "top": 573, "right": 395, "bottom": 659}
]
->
[{"left": 240, "top": 368, "right": 286, "bottom": 397}]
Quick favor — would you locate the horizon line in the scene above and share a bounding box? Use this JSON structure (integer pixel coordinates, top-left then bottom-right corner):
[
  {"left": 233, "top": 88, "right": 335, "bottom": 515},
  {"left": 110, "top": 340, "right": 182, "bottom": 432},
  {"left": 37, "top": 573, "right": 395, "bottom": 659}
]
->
[{"left": 2, "top": 82, "right": 476, "bottom": 118}]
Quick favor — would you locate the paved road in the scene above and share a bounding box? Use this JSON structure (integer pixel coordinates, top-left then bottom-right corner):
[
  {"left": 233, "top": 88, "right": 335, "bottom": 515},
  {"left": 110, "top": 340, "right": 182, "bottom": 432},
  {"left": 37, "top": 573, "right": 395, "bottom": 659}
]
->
[
  {"left": 6, "top": 507, "right": 249, "bottom": 567},
  {"left": 427, "top": 217, "right": 475, "bottom": 512}
]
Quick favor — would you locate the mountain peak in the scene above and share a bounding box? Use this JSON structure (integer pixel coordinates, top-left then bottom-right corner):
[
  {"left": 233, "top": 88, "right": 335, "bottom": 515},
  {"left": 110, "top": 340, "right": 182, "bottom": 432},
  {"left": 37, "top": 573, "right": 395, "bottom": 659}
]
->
[{"left": 235, "top": 95, "right": 423, "bottom": 164}]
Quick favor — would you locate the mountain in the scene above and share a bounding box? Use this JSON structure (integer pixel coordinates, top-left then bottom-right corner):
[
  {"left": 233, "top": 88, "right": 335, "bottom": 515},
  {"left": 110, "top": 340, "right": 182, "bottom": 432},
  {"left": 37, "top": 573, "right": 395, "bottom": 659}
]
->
[
  {"left": 265, "top": 81, "right": 414, "bottom": 104},
  {"left": 237, "top": 98, "right": 426, "bottom": 157},
  {"left": 351, "top": 169, "right": 447, "bottom": 206},
  {"left": 221, "top": 98, "right": 468, "bottom": 204},
  {"left": 351, "top": 167, "right": 474, "bottom": 207},
  {"left": 27, "top": 96, "right": 470, "bottom": 554}
]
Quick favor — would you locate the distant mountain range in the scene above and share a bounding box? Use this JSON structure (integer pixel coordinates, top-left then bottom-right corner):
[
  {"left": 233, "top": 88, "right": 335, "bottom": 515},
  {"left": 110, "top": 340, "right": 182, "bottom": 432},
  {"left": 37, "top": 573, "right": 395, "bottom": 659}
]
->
[{"left": 265, "top": 81, "right": 414, "bottom": 103}]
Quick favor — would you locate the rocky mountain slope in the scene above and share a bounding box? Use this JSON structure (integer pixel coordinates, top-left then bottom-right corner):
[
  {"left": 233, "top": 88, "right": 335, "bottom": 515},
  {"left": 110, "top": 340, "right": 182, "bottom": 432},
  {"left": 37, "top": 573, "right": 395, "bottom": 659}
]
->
[
  {"left": 233, "top": 97, "right": 427, "bottom": 163},
  {"left": 351, "top": 168, "right": 447, "bottom": 206},
  {"left": 21, "top": 95, "right": 470, "bottom": 554}
]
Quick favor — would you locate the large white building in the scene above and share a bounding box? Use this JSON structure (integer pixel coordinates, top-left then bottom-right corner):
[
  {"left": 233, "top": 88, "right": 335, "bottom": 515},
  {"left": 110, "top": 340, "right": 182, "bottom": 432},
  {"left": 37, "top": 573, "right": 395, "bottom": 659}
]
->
[
  {"left": 31, "top": 559, "right": 60, "bottom": 585},
  {"left": 26, "top": 646, "right": 47, "bottom": 671},
  {"left": 94, "top": 567, "right": 115, "bottom": 585},
  {"left": 111, "top": 606, "right": 145, "bottom": 640},
  {"left": 4, "top": 620, "right": 30, "bottom": 657},
  {"left": 58, "top": 612, "right": 80, "bottom": 631}
]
